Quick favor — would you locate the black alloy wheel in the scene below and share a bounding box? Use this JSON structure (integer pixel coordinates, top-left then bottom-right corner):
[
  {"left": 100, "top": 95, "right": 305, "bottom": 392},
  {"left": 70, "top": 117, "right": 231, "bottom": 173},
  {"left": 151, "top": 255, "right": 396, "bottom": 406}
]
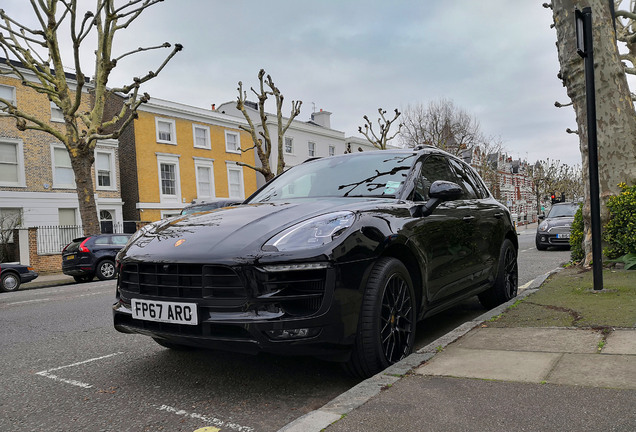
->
[
  {"left": 345, "top": 257, "right": 416, "bottom": 378},
  {"left": 478, "top": 239, "right": 518, "bottom": 309}
]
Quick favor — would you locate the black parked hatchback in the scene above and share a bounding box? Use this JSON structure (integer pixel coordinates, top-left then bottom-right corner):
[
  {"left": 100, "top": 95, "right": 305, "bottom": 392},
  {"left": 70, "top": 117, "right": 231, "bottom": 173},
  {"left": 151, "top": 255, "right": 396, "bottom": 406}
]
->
[
  {"left": 113, "top": 147, "right": 518, "bottom": 378},
  {"left": 63, "top": 234, "right": 131, "bottom": 282}
]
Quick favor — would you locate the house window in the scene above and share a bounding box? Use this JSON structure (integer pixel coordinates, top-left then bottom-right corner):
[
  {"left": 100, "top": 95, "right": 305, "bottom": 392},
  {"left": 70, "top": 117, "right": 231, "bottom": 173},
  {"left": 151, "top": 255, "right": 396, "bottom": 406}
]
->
[
  {"left": 227, "top": 163, "right": 245, "bottom": 199},
  {"left": 0, "top": 139, "right": 25, "bottom": 187},
  {"left": 156, "top": 118, "right": 177, "bottom": 144},
  {"left": 156, "top": 153, "right": 181, "bottom": 202},
  {"left": 0, "top": 84, "right": 16, "bottom": 112},
  {"left": 284, "top": 137, "right": 293, "bottom": 154},
  {"left": 50, "top": 101, "right": 64, "bottom": 122},
  {"left": 225, "top": 131, "right": 240, "bottom": 153},
  {"left": 0, "top": 208, "right": 22, "bottom": 243},
  {"left": 95, "top": 151, "right": 115, "bottom": 189},
  {"left": 308, "top": 142, "right": 316, "bottom": 157},
  {"left": 193, "top": 125, "right": 211, "bottom": 149},
  {"left": 194, "top": 158, "right": 215, "bottom": 200},
  {"left": 52, "top": 145, "right": 75, "bottom": 188},
  {"left": 329, "top": 145, "right": 335, "bottom": 156}
]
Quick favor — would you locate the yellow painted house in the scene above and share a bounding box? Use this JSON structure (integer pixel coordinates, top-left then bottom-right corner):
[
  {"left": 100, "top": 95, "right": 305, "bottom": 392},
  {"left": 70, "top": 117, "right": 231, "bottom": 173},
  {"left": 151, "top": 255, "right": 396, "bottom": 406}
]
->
[{"left": 117, "top": 98, "right": 257, "bottom": 222}]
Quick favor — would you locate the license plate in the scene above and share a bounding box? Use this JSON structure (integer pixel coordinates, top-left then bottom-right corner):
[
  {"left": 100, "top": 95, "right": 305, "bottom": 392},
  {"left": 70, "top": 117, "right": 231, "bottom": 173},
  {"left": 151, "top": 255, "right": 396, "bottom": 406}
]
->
[
  {"left": 65, "top": 254, "right": 75, "bottom": 261},
  {"left": 131, "top": 299, "right": 198, "bottom": 325},
  {"left": 557, "top": 233, "right": 570, "bottom": 239}
]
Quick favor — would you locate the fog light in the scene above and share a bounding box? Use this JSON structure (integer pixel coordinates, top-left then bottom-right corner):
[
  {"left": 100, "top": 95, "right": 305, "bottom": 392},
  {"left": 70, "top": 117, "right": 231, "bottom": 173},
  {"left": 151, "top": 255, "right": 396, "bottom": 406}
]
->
[
  {"left": 266, "top": 328, "right": 319, "bottom": 340},
  {"left": 541, "top": 236, "right": 546, "bottom": 242}
]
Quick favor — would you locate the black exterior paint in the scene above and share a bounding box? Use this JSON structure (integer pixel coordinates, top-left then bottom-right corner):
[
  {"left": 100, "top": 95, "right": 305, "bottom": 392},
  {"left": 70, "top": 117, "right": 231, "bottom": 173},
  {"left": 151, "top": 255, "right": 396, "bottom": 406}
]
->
[{"left": 113, "top": 148, "right": 517, "bottom": 361}]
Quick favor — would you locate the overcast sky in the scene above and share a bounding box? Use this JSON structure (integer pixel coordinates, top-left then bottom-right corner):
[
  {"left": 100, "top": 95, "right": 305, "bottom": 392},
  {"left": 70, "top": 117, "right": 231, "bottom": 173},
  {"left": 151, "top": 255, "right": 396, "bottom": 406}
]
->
[{"left": 5, "top": 0, "right": 582, "bottom": 166}]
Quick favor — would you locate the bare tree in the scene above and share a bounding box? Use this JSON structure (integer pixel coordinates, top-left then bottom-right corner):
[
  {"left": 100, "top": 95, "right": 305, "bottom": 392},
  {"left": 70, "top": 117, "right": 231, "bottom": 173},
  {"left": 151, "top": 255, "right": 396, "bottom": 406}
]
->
[
  {"left": 358, "top": 108, "right": 402, "bottom": 150},
  {"left": 530, "top": 159, "right": 583, "bottom": 214},
  {"left": 400, "top": 98, "right": 484, "bottom": 156},
  {"left": 0, "top": 1, "right": 182, "bottom": 235},
  {"left": 236, "top": 69, "right": 302, "bottom": 182},
  {"left": 548, "top": 0, "right": 636, "bottom": 266}
]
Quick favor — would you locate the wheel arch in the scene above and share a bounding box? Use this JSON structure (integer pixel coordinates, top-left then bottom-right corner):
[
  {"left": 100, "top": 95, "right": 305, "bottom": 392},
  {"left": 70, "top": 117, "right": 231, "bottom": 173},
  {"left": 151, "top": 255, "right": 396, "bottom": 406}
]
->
[{"left": 379, "top": 243, "right": 423, "bottom": 312}]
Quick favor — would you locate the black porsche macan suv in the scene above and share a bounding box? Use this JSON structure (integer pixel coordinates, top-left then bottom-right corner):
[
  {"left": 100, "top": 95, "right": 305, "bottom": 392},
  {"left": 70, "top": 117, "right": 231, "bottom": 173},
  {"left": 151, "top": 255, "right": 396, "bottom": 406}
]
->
[{"left": 113, "top": 147, "right": 518, "bottom": 378}]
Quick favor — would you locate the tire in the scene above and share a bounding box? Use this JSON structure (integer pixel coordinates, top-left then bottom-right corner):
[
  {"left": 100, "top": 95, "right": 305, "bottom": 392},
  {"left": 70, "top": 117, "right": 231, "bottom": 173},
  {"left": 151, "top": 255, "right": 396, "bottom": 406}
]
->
[
  {"left": 478, "top": 239, "right": 518, "bottom": 309},
  {"left": 96, "top": 259, "right": 116, "bottom": 280},
  {"left": 73, "top": 275, "right": 94, "bottom": 283},
  {"left": 344, "top": 257, "right": 417, "bottom": 379},
  {"left": 152, "top": 337, "right": 194, "bottom": 351},
  {"left": 535, "top": 238, "right": 548, "bottom": 251},
  {"left": 1, "top": 272, "right": 21, "bottom": 292}
]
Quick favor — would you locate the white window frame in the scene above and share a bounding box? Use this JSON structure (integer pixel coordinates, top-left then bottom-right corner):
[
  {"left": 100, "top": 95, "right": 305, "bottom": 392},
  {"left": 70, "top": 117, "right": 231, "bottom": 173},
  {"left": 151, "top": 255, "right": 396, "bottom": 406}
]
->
[
  {"left": 225, "top": 130, "right": 240, "bottom": 154},
  {"left": 194, "top": 157, "right": 215, "bottom": 200},
  {"left": 226, "top": 162, "right": 245, "bottom": 200},
  {"left": 284, "top": 137, "right": 294, "bottom": 155},
  {"left": 193, "top": 124, "right": 211, "bottom": 149},
  {"left": 329, "top": 145, "right": 336, "bottom": 157},
  {"left": 308, "top": 141, "right": 316, "bottom": 157},
  {"left": 155, "top": 117, "right": 177, "bottom": 145},
  {"left": 0, "top": 138, "right": 26, "bottom": 187},
  {"left": 0, "top": 84, "right": 16, "bottom": 113},
  {"left": 51, "top": 144, "right": 76, "bottom": 189},
  {"left": 50, "top": 101, "right": 64, "bottom": 122},
  {"left": 156, "top": 153, "right": 181, "bottom": 203},
  {"left": 160, "top": 210, "right": 182, "bottom": 219},
  {"left": 95, "top": 148, "right": 117, "bottom": 191}
]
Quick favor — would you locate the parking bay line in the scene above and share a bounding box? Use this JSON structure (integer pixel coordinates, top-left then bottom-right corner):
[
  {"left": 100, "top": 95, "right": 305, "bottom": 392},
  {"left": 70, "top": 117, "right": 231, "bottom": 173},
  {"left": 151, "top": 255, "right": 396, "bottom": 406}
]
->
[
  {"left": 35, "top": 353, "right": 257, "bottom": 431},
  {"left": 35, "top": 352, "right": 124, "bottom": 389}
]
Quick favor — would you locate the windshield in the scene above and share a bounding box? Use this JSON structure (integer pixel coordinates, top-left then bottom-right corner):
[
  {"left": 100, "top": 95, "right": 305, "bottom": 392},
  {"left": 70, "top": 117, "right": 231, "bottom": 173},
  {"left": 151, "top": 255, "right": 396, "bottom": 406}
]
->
[
  {"left": 547, "top": 204, "right": 578, "bottom": 218},
  {"left": 248, "top": 152, "right": 418, "bottom": 203}
]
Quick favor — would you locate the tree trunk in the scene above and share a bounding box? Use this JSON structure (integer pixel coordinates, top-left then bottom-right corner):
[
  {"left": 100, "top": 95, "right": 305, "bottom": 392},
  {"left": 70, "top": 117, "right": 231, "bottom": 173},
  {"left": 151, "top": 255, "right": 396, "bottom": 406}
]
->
[
  {"left": 70, "top": 146, "right": 100, "bottom": 235},
  {"left": 552, "top": 0, "right": 636, "bottom": 265}
]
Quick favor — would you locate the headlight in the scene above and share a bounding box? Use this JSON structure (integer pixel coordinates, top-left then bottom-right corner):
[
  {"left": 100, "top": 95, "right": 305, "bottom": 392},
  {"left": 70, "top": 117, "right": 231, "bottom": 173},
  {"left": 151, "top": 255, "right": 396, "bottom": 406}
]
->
[
  {"left": 263, "top": 211, "right": 356, "bottom": 252},
  {"left": 538, "top": 221, "right": 549, "bottom": 232}
]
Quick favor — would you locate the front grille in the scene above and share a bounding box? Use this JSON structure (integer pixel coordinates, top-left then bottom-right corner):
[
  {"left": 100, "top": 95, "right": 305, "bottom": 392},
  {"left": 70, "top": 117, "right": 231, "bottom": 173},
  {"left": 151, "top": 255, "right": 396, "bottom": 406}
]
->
[
  {"left": 119, "top": 263, "right": 330, "bottom": 318},
  {"left": 120, "top": 263, "right": 246, "bottom": 307}
]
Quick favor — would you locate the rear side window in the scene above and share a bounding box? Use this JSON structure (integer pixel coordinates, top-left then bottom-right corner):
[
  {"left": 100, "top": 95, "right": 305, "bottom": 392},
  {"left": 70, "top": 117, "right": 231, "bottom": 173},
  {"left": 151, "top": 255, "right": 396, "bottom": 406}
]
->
[
  {"left": 112, "top": 235, "right": 130, "bottom": 245},
  {"left": 94, "top": 236, "right": 110, "bottom": 245}
]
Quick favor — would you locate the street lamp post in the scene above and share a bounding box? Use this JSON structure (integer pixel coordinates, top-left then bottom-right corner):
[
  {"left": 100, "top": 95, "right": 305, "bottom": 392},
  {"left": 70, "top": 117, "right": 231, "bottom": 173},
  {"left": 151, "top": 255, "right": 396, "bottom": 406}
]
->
[{"left": 576, "top": 7, "right": 604, "bottom": 291}]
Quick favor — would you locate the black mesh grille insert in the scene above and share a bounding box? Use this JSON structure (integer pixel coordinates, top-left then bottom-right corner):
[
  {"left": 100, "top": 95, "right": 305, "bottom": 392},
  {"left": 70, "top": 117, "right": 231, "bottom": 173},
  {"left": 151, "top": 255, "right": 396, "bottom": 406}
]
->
[{"left": 120, "top": 263, "right": 247, "bottom": 307}]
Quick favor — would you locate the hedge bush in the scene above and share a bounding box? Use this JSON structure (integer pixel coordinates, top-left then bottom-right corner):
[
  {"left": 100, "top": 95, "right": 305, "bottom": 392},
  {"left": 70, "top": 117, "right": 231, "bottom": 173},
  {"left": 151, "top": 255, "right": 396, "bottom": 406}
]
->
[
  {"left": 569, "top": 203, "right": 585, "bottom": 263},
  {"left": 604, "top": 182, "right": 636, "bottom": 259}
]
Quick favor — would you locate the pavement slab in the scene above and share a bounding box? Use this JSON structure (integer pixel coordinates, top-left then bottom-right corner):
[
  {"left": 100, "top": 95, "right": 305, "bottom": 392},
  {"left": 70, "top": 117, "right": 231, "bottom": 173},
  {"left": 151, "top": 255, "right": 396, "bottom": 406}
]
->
[
  {"left": 456, "top": 327, "right": 603, "bottom": 353},
  {"left": 603, "top": 329, "right": 636, "bottom": 355},
  {"left": 414, "top": 347, "right": 562, "bottom": 382},
  {"left": 548, "top": 353, "right": 636, "bottom": 389}
]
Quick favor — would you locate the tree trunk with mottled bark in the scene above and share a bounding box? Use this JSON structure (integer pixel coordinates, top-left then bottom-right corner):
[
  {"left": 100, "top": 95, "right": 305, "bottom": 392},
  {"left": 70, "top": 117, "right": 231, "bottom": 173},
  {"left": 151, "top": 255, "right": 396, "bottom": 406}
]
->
[{"left": 551, "top": 0, "right": 636, "bottom": 265}]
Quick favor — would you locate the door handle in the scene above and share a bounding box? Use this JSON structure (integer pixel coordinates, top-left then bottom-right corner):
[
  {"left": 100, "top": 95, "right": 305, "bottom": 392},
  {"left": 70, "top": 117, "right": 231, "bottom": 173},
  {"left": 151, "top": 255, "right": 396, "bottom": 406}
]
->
[
  {"left": 462, "top": 216, "right": 475, "bottom": 222},
  {"left": 494, "top": 213, "right": 504, "bottom": 218}
]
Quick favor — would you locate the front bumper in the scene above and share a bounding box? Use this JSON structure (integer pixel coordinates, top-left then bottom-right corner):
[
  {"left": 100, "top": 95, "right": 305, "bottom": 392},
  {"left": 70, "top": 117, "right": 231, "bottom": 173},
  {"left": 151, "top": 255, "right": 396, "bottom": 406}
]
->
[
  {"left": 113, "top": 259, "right": 373, "bottom": 360},
  {"left": 536, "top": 229, "right": 571, "bottom": 247}
]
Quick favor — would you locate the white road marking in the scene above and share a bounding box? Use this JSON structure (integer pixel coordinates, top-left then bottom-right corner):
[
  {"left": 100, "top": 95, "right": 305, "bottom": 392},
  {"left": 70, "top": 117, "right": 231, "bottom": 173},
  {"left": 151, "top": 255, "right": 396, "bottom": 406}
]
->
[
  {"left": 6, "top": 298, "right": 52, "bottom": 306},
  {"left": 519, "top": 279, "right": 534, "bottom": 291},
  {"left": 4, "top": 290, "right": 111, "bottom": 307},
  {"left": 157, "top": 405, "right": 255, "bottom": 432},
  {"left": 35, "top": 352, "right": 124, "bottom": 389}
]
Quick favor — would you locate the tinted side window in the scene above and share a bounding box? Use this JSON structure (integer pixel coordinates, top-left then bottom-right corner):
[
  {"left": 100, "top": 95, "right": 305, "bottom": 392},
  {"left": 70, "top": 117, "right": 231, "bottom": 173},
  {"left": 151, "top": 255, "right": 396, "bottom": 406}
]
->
[
  {"left": 94, "top": 236, "right": 110, "bottom": 245},
  {"left": 413, "top": 155, "right": 457, "bottom": 201},
  {"left": 448, "top": 159, "right": 478, "bottom": 199},
  {"left": 112, "top": 235, "right": 131, "bottom": 245}
]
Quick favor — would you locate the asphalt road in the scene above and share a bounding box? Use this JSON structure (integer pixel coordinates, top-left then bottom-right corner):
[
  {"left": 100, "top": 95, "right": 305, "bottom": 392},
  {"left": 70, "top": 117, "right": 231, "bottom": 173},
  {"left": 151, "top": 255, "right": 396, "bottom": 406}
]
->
[{"left": 0, "top": 227, "right": 570, "bottom": 432}]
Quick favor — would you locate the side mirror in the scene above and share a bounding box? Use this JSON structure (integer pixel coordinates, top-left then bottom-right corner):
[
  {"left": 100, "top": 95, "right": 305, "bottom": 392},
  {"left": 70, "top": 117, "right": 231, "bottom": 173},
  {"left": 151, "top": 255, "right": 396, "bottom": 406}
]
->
[
  {"left": 410, "top": 181, "right": 463, "bottom": 217},
  {"left": 429, "top": 180, "right": 463, "bottom": 201},
  {"left": 538, "top": 214, "right": 545, "bottom": 221}
]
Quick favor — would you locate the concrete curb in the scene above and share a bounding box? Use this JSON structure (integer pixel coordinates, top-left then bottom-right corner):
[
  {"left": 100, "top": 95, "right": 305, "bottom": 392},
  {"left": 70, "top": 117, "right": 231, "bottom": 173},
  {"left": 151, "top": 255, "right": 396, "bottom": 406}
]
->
[{"left": 277, "top": 268, "right": 561, "bottom": 432}]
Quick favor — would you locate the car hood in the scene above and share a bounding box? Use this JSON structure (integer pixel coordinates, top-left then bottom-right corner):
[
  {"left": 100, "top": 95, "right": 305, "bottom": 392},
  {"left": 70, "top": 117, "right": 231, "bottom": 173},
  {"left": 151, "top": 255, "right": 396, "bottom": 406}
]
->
[
  {"left": 121, "top": 198, "right": 399, "bottom": 264},
  {"left": 544, "top": 216, "right": 574, "bottom": 227}
]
